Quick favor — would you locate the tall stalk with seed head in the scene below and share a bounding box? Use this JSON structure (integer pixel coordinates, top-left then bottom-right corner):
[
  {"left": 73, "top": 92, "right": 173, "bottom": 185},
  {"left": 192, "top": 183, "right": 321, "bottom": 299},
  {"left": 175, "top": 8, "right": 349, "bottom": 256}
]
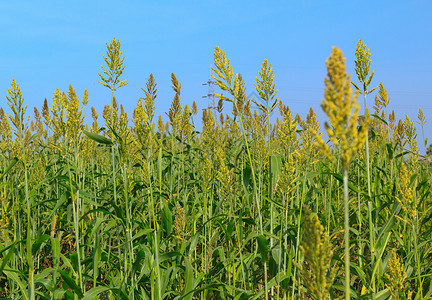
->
[
  {"left": 316, "top": 47, "right": 368, "bottom": 300},
  {"left": 98, "top": 38, "right": 128, "bottom": 140},
  {"left": 97, "top": 38, "right": 130, "bottom": 280},
  {"left": 352, "top": 40, "right": 378, "bottom": 290},
  {"left": 6, "top": 78, "right": 33, "bottom": 300},
  {"left": 352, "top": 40, "right": 377, "bottom": 195},
  {"left": 253, "top": 59, "right": 279, "bottom": 237},
  {"left": 212, "top": 46, "right": 269, "bottom": 298},
  {"left": 97, "top": 37, "right": 128, "bottom": 195},
  {"left": 417, "top": 108, "right": 426, "bottom": 152},
  {"left": 253, "top": 58, "right": 279, "bottom": 186}
]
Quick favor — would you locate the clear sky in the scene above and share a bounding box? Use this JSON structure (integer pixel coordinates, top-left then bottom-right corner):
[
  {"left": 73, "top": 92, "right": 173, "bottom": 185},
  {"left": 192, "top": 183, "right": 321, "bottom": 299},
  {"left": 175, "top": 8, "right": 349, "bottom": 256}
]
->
[{"left": 1, "top": 1, "right": 431, "bottom": 151}]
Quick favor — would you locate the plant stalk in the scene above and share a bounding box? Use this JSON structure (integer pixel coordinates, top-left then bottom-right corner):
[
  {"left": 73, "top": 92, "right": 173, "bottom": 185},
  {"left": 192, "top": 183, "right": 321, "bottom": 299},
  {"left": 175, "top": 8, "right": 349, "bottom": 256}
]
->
[{"left": 343, "top": 167, "right": 350, "bottom": 300}]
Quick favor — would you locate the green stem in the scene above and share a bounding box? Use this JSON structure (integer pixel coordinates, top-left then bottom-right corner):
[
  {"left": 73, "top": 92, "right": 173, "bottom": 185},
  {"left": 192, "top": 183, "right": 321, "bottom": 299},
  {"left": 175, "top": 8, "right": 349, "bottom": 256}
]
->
[
  {"left": 25, "top": 163, "right": 34, "bottom": 300},
  {"left": 364, "top": 93, "right": 371, "bottom": 199},
  {"left": 154, "top": 230, "right": 162, "bottom": 299},
  {"left": 414, "top": 214, "right": 423, "bottom": 298},
  {"left": 233, "top": 106, "right": 266, "bottom": 297},
  {"left": 292, "top": 163, "right": 307, "bottom": 299},
  {"left": 364, "top": 92, "right": 375, "bottom": 292},
  {"left": 68, "top": 160, "right": 83, "bottom": 291},
  {"left": 343, "top": 168, "right": 350, "bottom": 300}
]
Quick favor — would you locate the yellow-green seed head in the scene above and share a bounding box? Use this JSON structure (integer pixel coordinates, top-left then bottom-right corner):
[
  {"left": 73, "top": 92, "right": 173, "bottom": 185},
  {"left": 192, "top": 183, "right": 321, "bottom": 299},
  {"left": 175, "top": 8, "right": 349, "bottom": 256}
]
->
[
  {"left": 192, "top": 101, "right": 198, "bottom": 116},
  {"left": 417, "top": 108, "right": 426, "bottom": 126},
  {"left": 317, "top": 47, "right": 368, "bottom": 170},
  {"left": 385, "top": 249, "right": 409, "bottom": 299},
  {"left": 293, "top": 207, "right": 336, "bottom": 300},
  {"left": 353, "top": 39, "right": 376, "bottom": 94},
  {"left": 97, "top": 38, "right": 128, "bottom": 92}
]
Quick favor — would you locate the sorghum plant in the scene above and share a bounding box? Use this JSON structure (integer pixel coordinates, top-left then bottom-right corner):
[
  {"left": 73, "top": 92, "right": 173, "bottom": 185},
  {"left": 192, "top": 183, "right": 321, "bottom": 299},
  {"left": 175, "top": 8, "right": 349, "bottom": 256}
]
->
[{"left": 316, "top": 46, "right": 368, "bottom": 300}]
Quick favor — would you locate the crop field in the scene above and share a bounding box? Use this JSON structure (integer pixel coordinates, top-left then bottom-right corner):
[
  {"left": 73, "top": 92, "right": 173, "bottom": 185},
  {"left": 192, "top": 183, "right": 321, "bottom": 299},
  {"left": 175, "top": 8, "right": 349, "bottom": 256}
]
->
[{"left": 0, "top": 39, "right": 431, "bottom": 299}]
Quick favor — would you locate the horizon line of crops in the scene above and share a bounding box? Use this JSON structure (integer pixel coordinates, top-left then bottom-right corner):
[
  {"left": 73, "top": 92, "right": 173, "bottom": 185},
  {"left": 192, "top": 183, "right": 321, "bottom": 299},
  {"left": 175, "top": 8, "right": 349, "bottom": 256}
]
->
[{"left": 0, "top": 38, "right": 431, "bottom": 299}]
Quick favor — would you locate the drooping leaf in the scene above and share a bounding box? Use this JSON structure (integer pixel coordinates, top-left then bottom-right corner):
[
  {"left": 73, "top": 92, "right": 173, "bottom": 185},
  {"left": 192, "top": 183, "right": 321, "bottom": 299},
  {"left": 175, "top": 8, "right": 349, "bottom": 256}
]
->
[{"left": 83, "top": 130, "right": 113, "bottom": 145}]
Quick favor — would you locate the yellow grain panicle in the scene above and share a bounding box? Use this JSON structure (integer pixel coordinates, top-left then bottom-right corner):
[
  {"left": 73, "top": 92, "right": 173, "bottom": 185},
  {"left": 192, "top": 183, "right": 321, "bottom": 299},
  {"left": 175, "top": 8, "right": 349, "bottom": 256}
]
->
[
  {"left": 91, "top": 106, "right": 99, "bottom": 133},
  {"left": 417, "top": 108, "right": 426, "bottom": 126},
  {"left": 316, "top": 46, "right": 368, "bottom": 169},
  {"left": 192, "top": 101, "right": 198, "bottom": 116},
  {"left": 403, "top": 116, "right": 419, "bottom": 168},
  {"left": 293, "top": 207, "right": 336, "bottom": 300},
  {"left": 385, "top": 249, "right": 411, "bottom": 299},
  {"left": 396, "top": 162, "right": 418, "bottom": 219},
  {"left": 97, "top": 38, "right": 128, "bottom": 91}
]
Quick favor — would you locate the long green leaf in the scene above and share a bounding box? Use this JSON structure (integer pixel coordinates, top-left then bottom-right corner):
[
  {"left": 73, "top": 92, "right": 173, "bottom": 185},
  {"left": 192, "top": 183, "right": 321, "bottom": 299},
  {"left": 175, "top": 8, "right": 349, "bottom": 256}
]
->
[
  {"left": 257, "top": 235, "right": 268, "bottom": 262},
  {"left": 0, "top": 157, "right": 18, "bottom": 180},
  {"left": 58, "top": 269, "right": 84, "bottom": 298},
  {"left": 83, "top": 130, "right": 113, "bottom": 145},
  {"left": 83, "top": 286, "right": 110, "bottom": 300}
]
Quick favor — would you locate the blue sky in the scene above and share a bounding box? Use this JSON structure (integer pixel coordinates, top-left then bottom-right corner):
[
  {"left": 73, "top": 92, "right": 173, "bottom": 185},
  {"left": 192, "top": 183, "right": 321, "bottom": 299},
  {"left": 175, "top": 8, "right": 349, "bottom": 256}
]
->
[{"left": 1, "top": 1, "right": 431, "bottom": 151}]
